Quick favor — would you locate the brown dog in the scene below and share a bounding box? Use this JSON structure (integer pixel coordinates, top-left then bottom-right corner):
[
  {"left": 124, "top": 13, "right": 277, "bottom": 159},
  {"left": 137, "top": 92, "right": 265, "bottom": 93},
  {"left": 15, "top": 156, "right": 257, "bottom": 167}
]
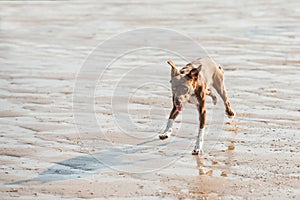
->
[{"left": 159, "top": 57, "right": 235, "bottom": 155}]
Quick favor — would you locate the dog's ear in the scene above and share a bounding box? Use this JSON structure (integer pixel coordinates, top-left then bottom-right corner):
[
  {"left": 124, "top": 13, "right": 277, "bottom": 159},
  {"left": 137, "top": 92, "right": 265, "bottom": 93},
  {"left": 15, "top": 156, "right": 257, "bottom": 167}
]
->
[
  {"left": 167, "top": 60, "right": 179, "bottom": 77},
  {"left": 197, "top": 64, "right": 202, "bottom": 71},
  {"left": 187, "top": 68, "right": 199, "bottom": 80}
]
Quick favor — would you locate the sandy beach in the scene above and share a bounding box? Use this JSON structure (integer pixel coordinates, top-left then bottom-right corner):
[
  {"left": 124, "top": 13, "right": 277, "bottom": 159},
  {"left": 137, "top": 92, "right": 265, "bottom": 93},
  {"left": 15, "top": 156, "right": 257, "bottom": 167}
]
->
[{"left": 1, "top": 0, "right": 300, "bottom": 199}]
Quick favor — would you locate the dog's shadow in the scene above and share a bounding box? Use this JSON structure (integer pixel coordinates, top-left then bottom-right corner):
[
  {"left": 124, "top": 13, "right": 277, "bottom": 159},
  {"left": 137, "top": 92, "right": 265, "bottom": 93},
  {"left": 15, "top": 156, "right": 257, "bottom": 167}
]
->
[{"left": 8, "top": 138, "right": 178, "bottom": 185}]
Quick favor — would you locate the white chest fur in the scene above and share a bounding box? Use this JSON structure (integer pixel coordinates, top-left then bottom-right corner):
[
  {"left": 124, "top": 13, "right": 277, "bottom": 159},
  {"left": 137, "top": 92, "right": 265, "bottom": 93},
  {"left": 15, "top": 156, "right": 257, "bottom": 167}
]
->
[{"left": 188, "top": 94, "right": 198, "bottom": 105}]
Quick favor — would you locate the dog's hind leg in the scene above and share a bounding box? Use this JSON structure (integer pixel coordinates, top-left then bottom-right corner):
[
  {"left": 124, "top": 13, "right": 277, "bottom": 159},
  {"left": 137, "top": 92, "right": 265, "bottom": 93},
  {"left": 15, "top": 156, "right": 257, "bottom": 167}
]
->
[
  {"left": 213, "top": 68, "right": 235, "bottom": 118},
  {"left": 159, "top": 103, "right": 180, "bottom": 140}
]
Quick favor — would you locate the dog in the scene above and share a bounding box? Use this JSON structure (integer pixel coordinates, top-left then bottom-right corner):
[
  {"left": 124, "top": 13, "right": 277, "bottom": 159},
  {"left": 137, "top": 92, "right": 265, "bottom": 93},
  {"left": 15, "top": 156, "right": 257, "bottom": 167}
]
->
[{"left": 158, "top": 57, "right": 235, "bottom": 155}]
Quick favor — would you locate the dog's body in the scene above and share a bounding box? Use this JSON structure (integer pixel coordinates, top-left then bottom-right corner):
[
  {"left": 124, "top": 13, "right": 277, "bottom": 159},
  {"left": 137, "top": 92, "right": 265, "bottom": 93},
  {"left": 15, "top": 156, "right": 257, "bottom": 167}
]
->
[{"left": 158, "top": 57, "right": 235, "bottom": 155}]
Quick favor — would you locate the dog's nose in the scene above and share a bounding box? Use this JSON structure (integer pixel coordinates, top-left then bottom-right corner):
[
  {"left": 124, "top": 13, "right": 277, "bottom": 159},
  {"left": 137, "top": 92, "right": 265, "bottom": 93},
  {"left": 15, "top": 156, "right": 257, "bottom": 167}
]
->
[{"left": 175, "top": 98, "right": 181, "bottom": 105}]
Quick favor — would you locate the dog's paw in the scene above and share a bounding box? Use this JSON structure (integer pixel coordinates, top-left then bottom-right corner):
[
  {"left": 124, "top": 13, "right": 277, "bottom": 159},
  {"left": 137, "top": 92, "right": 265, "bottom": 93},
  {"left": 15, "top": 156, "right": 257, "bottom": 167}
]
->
[
  {"left": 192, "top": 149, "right": 203, "bottom": 155},
  {"left": 226, "top": 109, "right": 235, "bottom": 119},
  {"left": 159, "top": 134, "right": 168, "bottom": 140},
  {"left": 159, "top": 128, "right": 172, "bottom": 140}
]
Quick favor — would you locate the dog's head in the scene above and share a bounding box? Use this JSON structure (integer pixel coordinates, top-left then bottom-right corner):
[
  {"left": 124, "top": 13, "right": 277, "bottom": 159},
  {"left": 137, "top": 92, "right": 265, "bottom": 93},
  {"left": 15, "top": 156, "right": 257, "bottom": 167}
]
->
[{"left": 167, "top": 60, "right": 200, "bottom": 111}]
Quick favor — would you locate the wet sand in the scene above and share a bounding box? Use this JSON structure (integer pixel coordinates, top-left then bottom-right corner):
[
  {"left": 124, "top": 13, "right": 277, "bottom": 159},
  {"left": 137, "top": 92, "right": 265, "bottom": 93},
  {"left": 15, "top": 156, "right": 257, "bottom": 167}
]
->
[{"left": 1, "top": 0, "right": 300, "bottom": 199}]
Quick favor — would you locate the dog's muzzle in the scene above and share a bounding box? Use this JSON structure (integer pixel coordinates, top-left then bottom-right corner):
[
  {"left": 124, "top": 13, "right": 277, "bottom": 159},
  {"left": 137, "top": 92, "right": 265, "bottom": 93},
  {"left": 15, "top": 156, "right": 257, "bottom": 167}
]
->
[
  {"left": 174, "top": 98, "right": 183, "bottom": 111},
  {"left": 176, "top": 105, "right": 182, "bottom": 111}
]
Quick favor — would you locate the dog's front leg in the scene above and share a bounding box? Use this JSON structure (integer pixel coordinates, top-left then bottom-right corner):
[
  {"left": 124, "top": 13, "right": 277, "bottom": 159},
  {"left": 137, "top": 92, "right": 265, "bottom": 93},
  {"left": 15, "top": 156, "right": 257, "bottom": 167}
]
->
[
  {"left": 193, "top": 128, "right": 205, "bottom": 155},
  {"left": 192, "top": 91, "right": 206, "bottom": 155},
  {"left": 159, "top": 105, "right": 179, "bottom": 140}
]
